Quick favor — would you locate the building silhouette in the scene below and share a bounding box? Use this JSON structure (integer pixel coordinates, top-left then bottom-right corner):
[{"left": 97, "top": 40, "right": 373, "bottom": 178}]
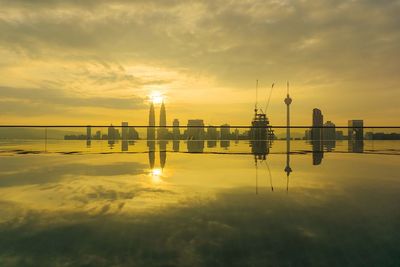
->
[
  {"left": 220, "top": 124, "right": 231, "bottom": 140},
  {"left": 173, "top": 119, "right": 180, "bottom": 140},
  {"left": 121, "top": 122, "right": 128, "bottom": 140},
  {"left": 207, "top": 126, "right": 218, "bottom": 140},
  {"left": 86, "top": 126, "right": 92, "bottom": 147},
  {"left": 323, "top": 121, "right": 335, "bottom": 140},
  {"left": 187, "top": 119, "right": 205, "bottom": 140},
  {"left": 250, "top": 113, "right": 269, "bottom": 141},
  {"left": 108, "top": 124, "right": 116, "bottom": 148},
  {"left": 311, "top": 109, "right": 323, "bottom": 165},
  {"left": 348, "top": 120, "right": 364, "bottom": 141},
  {"left": 323, "top": 120, "right": 336, "bottom": 151},
  {"left": 234, "top": 128, "right": 240, "bottom": 141},
  {"left": 95, "top": 130, "right": 101, "bottom": 140},
  {"left": 86, "top": 126, "right": 91, "bottom": 141},
  {"left": 147, "top": 103, "right": 156, "bottom": 140},
  {"left": 348, "top": 120, "right": 364, "bottom": 153},
  {"left": 121, "top": 122, "right": 128, "bottom": 151},
  {"left": 311, "top": 108, "right": 323, "bottom": 141},
  {"left": 158, "top": 101, "right": 168, "bottom": 140}
]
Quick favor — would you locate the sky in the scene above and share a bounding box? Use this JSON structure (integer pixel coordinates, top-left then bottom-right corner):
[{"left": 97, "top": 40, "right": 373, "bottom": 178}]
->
[{"left": 0, "top": 0, "right": 399, "bottom": 126}]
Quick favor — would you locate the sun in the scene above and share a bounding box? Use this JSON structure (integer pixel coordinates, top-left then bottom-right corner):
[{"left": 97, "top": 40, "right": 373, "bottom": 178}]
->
[{"left": 149, "top": 91, "right": 164, "bottom": 104}]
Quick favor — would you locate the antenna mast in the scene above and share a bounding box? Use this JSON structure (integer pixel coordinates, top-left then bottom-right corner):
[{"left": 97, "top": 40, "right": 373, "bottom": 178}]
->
[
  {"left": 255, "top": 79, "right": 259, "bottom": 114},
  {"left": 287, "top": 81, "right": 289, "bottom": 95}
]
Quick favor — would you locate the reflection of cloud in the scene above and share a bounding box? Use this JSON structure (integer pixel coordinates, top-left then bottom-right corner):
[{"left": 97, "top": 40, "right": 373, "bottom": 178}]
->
[
  {"left": 0, "top": 184, "right": 399, "bottom": 266},
  {"left": 0, "top": 159, "right": 147, "bottom": 187}
]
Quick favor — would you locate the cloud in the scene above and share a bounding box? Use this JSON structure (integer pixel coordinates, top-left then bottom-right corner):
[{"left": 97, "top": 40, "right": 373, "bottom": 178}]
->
[
  {"left": 0, "top": 0, "right": 399, "bottom": 124},
  {"left": 0, "top": 86, "right": 146, "bottom": 116}
]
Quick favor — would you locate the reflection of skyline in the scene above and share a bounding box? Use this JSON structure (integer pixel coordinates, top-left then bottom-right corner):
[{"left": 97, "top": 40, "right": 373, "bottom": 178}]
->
[
  {"left": 187, "top": 140, "right": 204, "bottom": 153},
  {"left": 348, "top": 140, "right": 364, "bottom": 153}
]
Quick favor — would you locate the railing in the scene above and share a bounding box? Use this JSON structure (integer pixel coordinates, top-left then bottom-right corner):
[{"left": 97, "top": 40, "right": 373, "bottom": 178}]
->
[{"left": 0, "top": 125, "right": 399, "bottom": 155}]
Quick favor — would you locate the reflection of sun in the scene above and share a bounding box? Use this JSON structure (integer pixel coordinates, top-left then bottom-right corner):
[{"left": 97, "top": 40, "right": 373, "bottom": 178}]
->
[
  {"left": 150, "top": 168, "right": 163, "bottom": 184},
  {"left": 152, "top": 168, "right": 162, "bottom": 176},
  {"left": 149, "top": 91, "right": 164, "bottom": 104}
]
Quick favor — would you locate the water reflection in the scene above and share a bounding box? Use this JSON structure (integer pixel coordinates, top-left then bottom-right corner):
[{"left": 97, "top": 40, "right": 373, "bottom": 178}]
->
[
  {"left": 173, "top": 140, "right": 180, "bottom": 152},
  {"left": 147, "top": 140, "right": 156, "bottom": 169},
  {"left": 159, "top": 140, "right": 167, "bottom": 170},
  {"left": 121, "top": 140, "right": 128, "bottom": 152},
  {"left": 312, "top": 140, "right": 324, "bottom": 165},
  {"left": 348, "top": 140, "right": 364, "bottom": 153},
  {"left": 220, "top": 140, "right": 230, "bottom": 149},
  {"left": 187, "top": 140, "right": 205, "bottom": 153},
  {"left": 0, "top": 139, "right": 399, "bottom": 266}
]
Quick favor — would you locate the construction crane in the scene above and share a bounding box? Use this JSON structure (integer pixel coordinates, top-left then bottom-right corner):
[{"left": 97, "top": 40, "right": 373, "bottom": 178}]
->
[{"left": 264, "top": 83, "right": 275, "bottom": 114}]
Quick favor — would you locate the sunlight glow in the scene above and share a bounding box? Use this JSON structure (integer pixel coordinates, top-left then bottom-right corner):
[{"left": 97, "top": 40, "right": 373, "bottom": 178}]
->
[
  {"left": 149, "top": 91, "right": 164, "bottom": 104},
  {"left": 150, "top": 168, "right": 163, "bottom": 184},
  {"left": 152, "top": 168, "right": 162, "bottom": 176}
]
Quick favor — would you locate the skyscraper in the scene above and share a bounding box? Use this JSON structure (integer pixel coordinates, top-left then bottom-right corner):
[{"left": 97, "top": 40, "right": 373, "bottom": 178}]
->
[
  {"left": 323, "top": 121, "right": 336, "bottom": 141},
  {"left": 323, "top": 120, "right": 336, "bottom": 151},
  {"left": 220, "top": 124, "right": 231, "bottom": 140},
  {"left": 311, "top": 108, "right": 323, "bottom": 141},
  {"left": 108, "top": 124, "right": 116, "bottom": 148},
  {"left": 121, "top": 122, "right": 129, "bottom": 152},
  {"left": 108, "top": 125, "right": 115, "bottom": 140},
  {"left": 86, "top": 126, "right": 92, "bottom": 141},
  {"left": 206, "top": 126, "right": 218, "bottom": 140},
  {"left": 173, "top": 119, "right": 180, "bottom": 140},
  {"left": 158, "top": 101, "right": 167, "bottom": 140},
  {"left": 121, "top": 122, "right": 128, "bottom": 140},
  {"left": 147, "top": 103, "right": 155, "bottom": 140},
  {"left": 311, "top": 108, "right": 323, "bottom": 165},
  {"left": 187, "top": 119, "right": 205, "bottom": 140},
  {"left": 348, "top": 120, "right": 364, "bottom": 153},
  {"left": 348, "top": 120, "right": 364, "bottom": 141}
]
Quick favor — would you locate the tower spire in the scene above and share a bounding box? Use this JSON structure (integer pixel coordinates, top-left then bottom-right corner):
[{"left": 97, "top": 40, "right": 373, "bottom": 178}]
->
[
  {"left": 255, "top": 79, "right": 259, "bottom": 114},
  {"left": 287, "top": 81, "right": 289, "bottom": 95}
]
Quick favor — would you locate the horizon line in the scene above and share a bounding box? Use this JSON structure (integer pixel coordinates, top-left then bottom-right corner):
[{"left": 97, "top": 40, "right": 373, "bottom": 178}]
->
[{"left": 0, "top": 125, "right": 399, "bottom": 129}]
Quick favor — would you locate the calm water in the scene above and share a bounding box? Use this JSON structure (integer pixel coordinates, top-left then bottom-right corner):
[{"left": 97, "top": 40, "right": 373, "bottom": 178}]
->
[{"left": 0, "top": 140, "right": 399, "bottom": 266}]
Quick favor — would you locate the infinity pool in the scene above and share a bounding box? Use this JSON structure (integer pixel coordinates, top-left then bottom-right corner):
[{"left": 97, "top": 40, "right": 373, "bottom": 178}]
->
[{"left": 0, "top": 140, "right": 399, "bottom": 266}]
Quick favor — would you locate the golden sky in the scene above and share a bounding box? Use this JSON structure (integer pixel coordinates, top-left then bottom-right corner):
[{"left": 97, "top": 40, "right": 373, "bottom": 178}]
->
[{"left": 0, "top": 0, "right": 399, "bottom": 126}]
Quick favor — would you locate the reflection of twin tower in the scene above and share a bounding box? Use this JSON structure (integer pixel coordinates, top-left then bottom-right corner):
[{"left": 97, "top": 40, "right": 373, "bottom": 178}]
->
[
  {"left": 147, "top": 101, "right": 168, "bottom": 140},
  {"left": 147, "top": 101, "right": 167, "bottom": 171}
]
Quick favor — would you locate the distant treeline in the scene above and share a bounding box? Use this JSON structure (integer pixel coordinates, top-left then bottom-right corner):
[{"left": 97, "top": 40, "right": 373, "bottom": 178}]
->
[{"left": 366, "top": 132, "right": 400, "bottom": 140}]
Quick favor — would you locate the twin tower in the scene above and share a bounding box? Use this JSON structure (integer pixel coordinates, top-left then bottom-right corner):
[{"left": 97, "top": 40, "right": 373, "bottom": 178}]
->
[{"left": 147, "top": 101, "right": 168, "bottom": 140}]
